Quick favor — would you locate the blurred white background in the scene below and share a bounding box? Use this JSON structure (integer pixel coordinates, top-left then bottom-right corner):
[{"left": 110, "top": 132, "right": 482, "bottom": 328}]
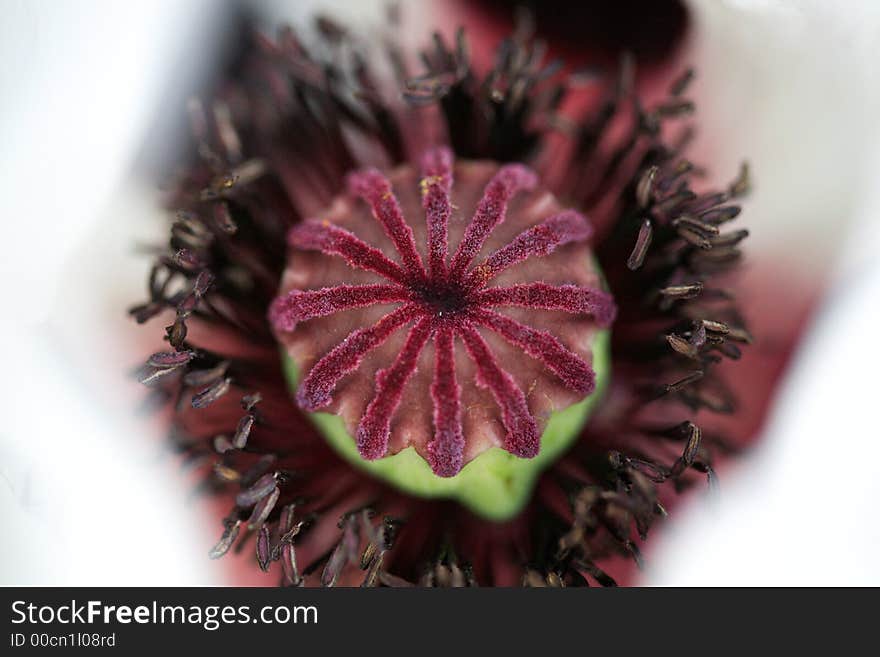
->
[{"left": 1, "top": 0, "right": 878, "bottom": 585}]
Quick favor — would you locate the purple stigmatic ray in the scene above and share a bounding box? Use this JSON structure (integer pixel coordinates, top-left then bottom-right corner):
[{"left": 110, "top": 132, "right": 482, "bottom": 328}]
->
[
  {"left": 447, "top": 163, "right": 538, "bottom": 280},
  {"left": 458, "top": 323, "right": 540, "bottom": 458},
  {"left": 269, "top": 284, "right": 411, "bottom": 331},
  {"left": 428, "top": 325, "right": 464, "bottom": 477},
  {"left": 465, "top": 210, "right": 593, "bottom": 289},
  {"left": 420, "top": 147, "right": 453, "bottom": 281},
  {"left": 289, "top": 220, "right": 408, "bottom": 284},
  {"left": 348, "top": 168, "right": 426, "bottom": 282},
  {"left": 356, "top": 317, "right": 434, "bottom": 460},
  {"left": 468, "top": 308, "right": 596, "bottom": 395},
  {"left": 475, "top": 283, "right": 617, "bottom": 327},
  {"left": 272, "top": 148, "right": 615, "bottom": 476},
  {"left": 296, "top": 304, "right": 421, "bottom": 411}
]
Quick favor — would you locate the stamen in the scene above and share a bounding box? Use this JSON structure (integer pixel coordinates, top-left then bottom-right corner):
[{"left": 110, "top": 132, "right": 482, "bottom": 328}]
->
[
  {"left": 209, "top": 520, "right": 241, "bottom": 560},
  {"left": 664, "top": 370, "right": 705, "bottom": 395},
  {"left": 289, "top": 220, "right": 408, "bottom": 283},
  {"left": 420, "top": 147, "right": 454, "bottom": 280},
  {"left": 246, "top": 485, "right": 280, "bottom": 530},
  {"left": 666, "top": 333, "right": 700, "bottom": 360},
  {"left": 184, "top": 360, "right": 229, "bottom": 387},
  {"left": 427, "top": 326, "right": 465, "bottom": 477},
  {"left": 269, "top": 284, "right": 410, "bottom": 332},
  {"left": 465, "top": 210, "right": 592, "bottom": 288},
  {"left": 469, "top": 309, "right": 596, "bottom": 394},
  {"left": 191, "top": 377, "right": 231, "bottom": 408},
  {"left": 448, "top": 164, "right": 537, "bottom": 279},
  {"left": 672, "top": 215, "right": 720, "bottom": 236},
  {"left": 232, "top": 413, "right": 255, "bottom": 449},
  {"left": 147, "top": 350, "right": 195, "bottom": 368},
  {"left": 348, "top": 169, "right": 427, "bottom": 280},
  {"left": 636, "top": 167, "right": 659, "bottom": 209},
  {"left": 297, "top": 304, "right": 420, "bottom": 410},
  {"left": 627, "top": 218, "right": 653, "bottom": 270},
  {"left": 670, "top": 68, "right": 695, "bottom": 96},
  {"left": 236, "top": 472, "right": 277, "bottom": 507},
  {"left": 458, "top": 323, "right": 539, "bottom": 458},
  {"left": 475, "top": 283, "right": 617, "bottom": 326},
  {"left": 660, "top": 282, "right": 703, "bottom": 300},
  {"left": 256, "top": 526, "right": 271, "bottom": 572},
  {"left": 710, "top": 229, "right": 749, "bottom": 247},
  {"left": 357, "top": 317, "right": 434, "bottom": 460}
]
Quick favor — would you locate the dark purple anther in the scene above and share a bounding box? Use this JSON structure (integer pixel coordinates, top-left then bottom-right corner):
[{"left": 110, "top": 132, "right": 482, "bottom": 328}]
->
[
  {"left": 236, "top": 472, "right": 277, "bottom": 508},
  {"left": 147, "top": 350, "right": 195, "bottom": 368}
]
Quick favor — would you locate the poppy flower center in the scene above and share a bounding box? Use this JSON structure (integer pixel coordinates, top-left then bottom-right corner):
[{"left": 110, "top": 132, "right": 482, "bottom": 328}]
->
[{"left": 270, "top": 148, "right": 615, "bottom": 519}]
